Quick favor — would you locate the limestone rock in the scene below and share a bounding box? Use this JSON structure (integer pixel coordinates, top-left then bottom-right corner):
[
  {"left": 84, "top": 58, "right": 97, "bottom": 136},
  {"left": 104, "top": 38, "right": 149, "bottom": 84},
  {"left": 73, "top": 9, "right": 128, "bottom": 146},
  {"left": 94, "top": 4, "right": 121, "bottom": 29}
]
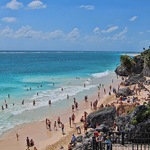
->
[{"left": 86, "top": 107, "right": 116, "bottom": 128}]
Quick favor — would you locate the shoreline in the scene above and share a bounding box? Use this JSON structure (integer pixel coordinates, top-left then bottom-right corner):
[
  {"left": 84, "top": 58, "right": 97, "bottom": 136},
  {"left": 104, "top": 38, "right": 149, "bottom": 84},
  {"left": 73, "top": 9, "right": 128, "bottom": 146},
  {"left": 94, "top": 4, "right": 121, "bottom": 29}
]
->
[{"left": 0, "top": 73, "right": 121, "bottom": 150}]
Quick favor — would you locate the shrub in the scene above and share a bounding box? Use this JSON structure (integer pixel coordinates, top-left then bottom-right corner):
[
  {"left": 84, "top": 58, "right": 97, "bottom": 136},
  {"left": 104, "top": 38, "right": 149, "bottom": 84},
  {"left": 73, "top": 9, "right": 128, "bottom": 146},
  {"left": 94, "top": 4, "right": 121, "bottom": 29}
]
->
[{"left": 131, "top": 119, "right": 138, "bottom": 125}]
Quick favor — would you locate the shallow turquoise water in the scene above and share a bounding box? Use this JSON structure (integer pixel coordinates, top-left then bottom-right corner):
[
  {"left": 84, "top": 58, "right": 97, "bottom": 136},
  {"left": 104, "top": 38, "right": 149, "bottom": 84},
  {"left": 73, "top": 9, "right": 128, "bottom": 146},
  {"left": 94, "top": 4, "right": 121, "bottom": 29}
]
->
[{"left": 0, "top": 51, "right": 129, "bottom": 136}]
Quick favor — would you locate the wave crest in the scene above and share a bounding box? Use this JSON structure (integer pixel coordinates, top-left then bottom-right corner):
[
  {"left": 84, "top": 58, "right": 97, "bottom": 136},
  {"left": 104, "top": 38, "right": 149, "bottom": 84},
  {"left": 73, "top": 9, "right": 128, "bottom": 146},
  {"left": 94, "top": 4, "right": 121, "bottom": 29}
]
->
[{"left": 91, "top": 70, "right": 110, "bottom": 78}]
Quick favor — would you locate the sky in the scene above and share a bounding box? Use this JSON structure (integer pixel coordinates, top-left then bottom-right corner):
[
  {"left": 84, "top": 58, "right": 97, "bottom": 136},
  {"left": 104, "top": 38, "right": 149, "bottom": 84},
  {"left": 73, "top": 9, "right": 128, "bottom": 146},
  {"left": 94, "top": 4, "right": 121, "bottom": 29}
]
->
[{"left": 0, "top": 0, "right": 150, "bottom": 52}]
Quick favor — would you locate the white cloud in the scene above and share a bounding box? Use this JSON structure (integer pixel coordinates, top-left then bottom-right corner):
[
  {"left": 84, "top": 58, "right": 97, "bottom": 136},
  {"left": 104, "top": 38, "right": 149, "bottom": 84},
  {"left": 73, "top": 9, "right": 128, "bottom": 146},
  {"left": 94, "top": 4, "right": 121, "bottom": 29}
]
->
[
  {"left": 114, "top": 27, "right": 127, "bottom": 37},
  {"left": 130, "top": 16, "right": 138, "bottom": 21},
  {"left": 1, "top": 17, "right": 17, "bottom": 22},
  {"left": 45, "top": 30, "right": 64, "bottom": 39},
  {"left": 0, "top": 25, "right": 81, "bottom": 43},
  {"left": 79, "top": 5, "right": 94, "bottom": 10},
  {"left": 93, "top": 27, "right": 100, "bottom": 35},
  {"left": 140, "top": 40, "right": 149, "bottom": 43},
  {"left": 105, "top": 27, "right": 127, "bottom": 41},
  {"left": 6, "top": 0, "right": 23, "bottom": 10},
  {"left": 67, "top": 28, "right": 80, "bottom": 40},
  {"left": 13, "top": 25, "right": 41, "bottom": 38},
  {"left": 139, "top": 32, "right": 143, "bottom": 34},
  {"left": 0, "top": 27, "right": 13, "bottom": 37},
  {"left": 119, "top": 36, "right": 126, "bottom": 40},
  {"left": 147, "top": 30, "right": 150, "bottom": 32},
  {"left": 101, "top": 26, "right": 119, "bottom": 33},
  {"left": 2, "top": 25, "right": 77, "bottom": 41},
  {"left": 27, "top": 1, "right": 46, "bottom": 9}
]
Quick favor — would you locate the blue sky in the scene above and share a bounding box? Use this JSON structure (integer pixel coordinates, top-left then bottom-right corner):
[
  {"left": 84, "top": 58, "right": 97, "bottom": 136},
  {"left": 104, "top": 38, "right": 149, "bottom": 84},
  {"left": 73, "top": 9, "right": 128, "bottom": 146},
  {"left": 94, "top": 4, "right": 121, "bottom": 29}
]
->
[{"left": 0, "top": 0, "right": 150, "bottom": 52}]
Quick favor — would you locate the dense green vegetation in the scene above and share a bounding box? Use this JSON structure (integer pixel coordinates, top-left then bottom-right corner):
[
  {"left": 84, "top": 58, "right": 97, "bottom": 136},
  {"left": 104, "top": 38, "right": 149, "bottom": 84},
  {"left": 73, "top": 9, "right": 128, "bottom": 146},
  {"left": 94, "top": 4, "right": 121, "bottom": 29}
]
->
[
  {"left": 120, "top": 55, "right": 134, "bottom": 71},
  {"left": 131, "top": 106, "right": 150, "bottom": 125},
  {"left": 120, "top": 48, "right": 150, "bottom": 71}
]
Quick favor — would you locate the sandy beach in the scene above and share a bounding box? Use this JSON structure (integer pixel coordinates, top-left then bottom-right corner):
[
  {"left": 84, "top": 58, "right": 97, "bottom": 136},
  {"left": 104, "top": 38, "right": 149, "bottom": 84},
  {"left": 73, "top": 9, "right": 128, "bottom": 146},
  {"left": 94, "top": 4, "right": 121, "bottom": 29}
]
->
[
  {"left": 0, "top": 74, "right": 122, "bottom": 150},
  {"left": 0, "top": 74, "right": 149, "bottom": 150},
  {"left": 43, "top": 76, "right": 150, "bottom": 150}
]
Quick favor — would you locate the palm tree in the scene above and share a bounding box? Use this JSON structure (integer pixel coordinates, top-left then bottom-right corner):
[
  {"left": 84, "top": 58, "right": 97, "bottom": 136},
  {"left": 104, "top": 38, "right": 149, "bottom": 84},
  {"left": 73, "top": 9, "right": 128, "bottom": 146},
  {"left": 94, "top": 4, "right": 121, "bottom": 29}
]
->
[{"left": 143, "top": 47, "right": 145, "bottom": 51}]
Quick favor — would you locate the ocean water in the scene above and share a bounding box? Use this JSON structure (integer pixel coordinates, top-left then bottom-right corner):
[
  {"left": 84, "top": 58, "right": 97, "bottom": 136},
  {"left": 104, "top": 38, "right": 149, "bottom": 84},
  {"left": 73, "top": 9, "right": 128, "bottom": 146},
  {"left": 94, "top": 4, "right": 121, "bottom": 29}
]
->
[{"left": 0, "top": 51, "right": 129, "bottom": 136}]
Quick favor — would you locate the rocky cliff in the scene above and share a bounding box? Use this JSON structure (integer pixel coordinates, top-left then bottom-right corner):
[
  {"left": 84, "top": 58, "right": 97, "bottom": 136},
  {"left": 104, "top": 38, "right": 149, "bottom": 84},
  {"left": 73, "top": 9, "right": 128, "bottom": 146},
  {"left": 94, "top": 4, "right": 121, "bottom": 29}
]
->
[{"left": 115, "top": 48, "right": 150, "bottom": 77}]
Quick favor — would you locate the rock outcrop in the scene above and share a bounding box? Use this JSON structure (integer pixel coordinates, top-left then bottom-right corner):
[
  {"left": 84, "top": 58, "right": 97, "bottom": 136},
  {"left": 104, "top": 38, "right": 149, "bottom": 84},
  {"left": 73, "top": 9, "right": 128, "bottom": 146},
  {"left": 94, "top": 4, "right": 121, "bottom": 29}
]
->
[
  {"left": 72, "top": 130, "right": 94, "bottom": 150},
  {"left": 86, "top": 107, "right": 116, "bottom": 128},
  {"left": 115, "top": 55, "right": 144, "bottom": 76},
  {"left": 118, "top": 105, "right": 150, "bottom": 132},
  {"left": 143, "top": 66, "right": 150, "bottom": 77},
  {"left": 125, "top": 73, "right": 146, "bottom": 85},
  {"left": 71, "top": 104, "right": 150, "bottom": 150},
  {"left": 132, "top": 56, "right": 144, "bottom": 74},
  {"left": 117, "top": 87, "right": 132, "bottom": 97},
  {"left": 115, "top": 65, "right": 129, "bottom": 76},
  {"left": 115, "top": 49, "right": 150, "bottom": 77}
]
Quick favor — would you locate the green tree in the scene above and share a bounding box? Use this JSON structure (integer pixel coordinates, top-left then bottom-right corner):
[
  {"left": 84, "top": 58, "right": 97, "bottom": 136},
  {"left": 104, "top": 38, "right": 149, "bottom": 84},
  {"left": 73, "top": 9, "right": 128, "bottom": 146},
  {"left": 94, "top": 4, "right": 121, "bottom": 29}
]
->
[{"left": 120, "top": 55, "right": 135, "bottom": 72}]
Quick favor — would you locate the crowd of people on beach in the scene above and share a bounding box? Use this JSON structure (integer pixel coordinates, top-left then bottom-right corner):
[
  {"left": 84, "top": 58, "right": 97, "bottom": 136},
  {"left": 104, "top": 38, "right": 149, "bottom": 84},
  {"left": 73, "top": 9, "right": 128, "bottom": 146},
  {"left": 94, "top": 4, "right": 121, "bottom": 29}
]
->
[
  {"left": 66, "top": 74, "right": 150, "bottom": 150},
  {"left": 3, "top": 73, "right": 150, "bottom": 150}
]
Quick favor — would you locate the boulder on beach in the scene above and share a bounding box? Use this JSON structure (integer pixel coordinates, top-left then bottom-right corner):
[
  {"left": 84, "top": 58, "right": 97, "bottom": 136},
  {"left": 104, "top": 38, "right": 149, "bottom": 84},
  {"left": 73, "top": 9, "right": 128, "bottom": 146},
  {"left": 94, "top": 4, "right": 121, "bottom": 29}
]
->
[
  {"left": 86, "top": 107, "right": 116, "bottom": 128},
  {"left": 125, "top": 73, "right": 146, "bottom": 85},
  {"left": 116, "top": 87, "right": 132, "bottom": 97}
]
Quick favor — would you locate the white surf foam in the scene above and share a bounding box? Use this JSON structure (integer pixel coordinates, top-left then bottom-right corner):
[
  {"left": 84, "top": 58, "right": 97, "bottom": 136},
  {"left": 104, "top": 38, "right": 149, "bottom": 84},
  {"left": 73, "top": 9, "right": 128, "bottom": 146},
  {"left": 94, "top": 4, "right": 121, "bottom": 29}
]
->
[{"left": 91, "top": 70, "right": 110, "bottom": 78}]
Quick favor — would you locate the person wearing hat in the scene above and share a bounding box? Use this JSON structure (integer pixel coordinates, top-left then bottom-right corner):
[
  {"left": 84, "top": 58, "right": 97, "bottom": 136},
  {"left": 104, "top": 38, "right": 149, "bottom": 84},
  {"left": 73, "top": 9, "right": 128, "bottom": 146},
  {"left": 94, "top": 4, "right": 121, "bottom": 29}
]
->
[
  {"left": 96, "top": 133, "right": 104, "bottom": 150},
  {"left": 71, "top": 134, "right": 76, "bottom": 144},
  {"left": 71, "top": 134, "right": 76, "bottom": 147},
  {"left": 106, "top": 136, "right": 111, "bottom": 150}
]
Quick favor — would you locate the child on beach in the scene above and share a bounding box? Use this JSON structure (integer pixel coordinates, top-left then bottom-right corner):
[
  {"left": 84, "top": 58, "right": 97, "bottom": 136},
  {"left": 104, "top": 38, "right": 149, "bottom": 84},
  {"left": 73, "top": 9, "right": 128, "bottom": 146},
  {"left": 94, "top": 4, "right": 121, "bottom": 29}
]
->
[
  {"left": 106, "top": 136, "right": 111, "bottom": 150},
  {"left": 61, "top": 123, "right": 64, "bottom": 134}
]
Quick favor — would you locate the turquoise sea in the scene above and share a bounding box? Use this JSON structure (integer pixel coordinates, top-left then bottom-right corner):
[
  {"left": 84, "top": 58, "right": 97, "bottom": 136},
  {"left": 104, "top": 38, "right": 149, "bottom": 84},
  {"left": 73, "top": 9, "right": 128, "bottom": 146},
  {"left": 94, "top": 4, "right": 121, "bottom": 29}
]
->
[{"left": 0, "top": 51, "right": 133, "bottom": 136}]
